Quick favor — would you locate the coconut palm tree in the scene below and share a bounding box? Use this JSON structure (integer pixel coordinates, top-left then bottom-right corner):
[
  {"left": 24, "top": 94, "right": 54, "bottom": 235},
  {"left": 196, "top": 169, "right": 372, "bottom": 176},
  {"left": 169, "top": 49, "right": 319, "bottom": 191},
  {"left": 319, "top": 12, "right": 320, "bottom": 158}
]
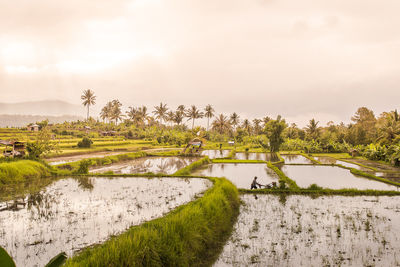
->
[
  {"left": 186, "top": 105, "right": 204, "bottom": 130},
  {"left": 204, "top": 104, "right": 215, "bottom": 131},
  {"left": 230, "top": 112, "right": 240, "bottom": 131},
  {"left": 166, "top": 111, "right": 175, "bottom": 127},
  {"left": 212, "top": 114, "right": 231, "bottom": 134},
  {"left": 81, "top": 89, "right": 96, "bottom": 120},
  {"left": 242, "top": 119, "right": 252, "bottom": 135},
  {"left": 100, "top": 101, "right": 113, "bottom": 123},
  {"left": 110, "top": 99, "right": 123, "bottom": 124},
  {"left": 253, "top": 119, "right": 262, "bottom": 135},
  {"left": 305, "top": 118, "right": 320, "bottom": 140},
  {"left": 177, "top": 105, "right": 185, "bottom": 114},
  {"left": 153, "top": 102, "right": 168, "bottom": 125},
  {"left": 174, "top": 110, "right": 184, "bottom": 125}
]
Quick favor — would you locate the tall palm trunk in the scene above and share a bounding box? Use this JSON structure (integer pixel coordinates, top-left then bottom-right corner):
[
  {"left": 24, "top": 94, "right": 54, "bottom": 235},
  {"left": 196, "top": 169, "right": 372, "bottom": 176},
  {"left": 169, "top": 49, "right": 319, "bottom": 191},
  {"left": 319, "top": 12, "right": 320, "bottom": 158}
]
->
[
  {"left": 192, "top": 118, "right": 195, "bottom": 130},
  {"left": 87, "top": 105, "right": 90, "bottom": 120},
  {"left": 207, "top": 117, "right": 210, "bottom": 131}
]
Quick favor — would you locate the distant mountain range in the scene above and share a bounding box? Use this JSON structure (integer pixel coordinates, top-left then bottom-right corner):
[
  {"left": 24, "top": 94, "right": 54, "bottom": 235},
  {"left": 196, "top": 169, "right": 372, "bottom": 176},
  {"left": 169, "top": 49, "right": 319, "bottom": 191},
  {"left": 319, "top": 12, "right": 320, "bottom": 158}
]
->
[
  {"left": 0, "top": 100, "right": 85, "bottom": 116},
  {"left": 0, "top": 100, "right": 86, "bottom": 127}
]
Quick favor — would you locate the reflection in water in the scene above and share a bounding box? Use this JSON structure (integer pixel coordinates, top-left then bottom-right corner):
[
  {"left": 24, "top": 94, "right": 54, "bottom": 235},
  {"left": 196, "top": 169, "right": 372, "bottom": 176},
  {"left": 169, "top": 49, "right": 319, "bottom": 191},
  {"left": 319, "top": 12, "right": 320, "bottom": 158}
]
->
[
  {"left": 234, "top": 152, "right": 279, "bottom": 162},
  {"left": 196, "top": 163, "right": 279, "bottom": 189},
  {"left": 216, "top": 195, "right": 400, "bottom": 266},
  {"left": 90, "top": 157, "right": 200, "bottom": 174},
  {"left": 281, "top": 165, "right": 399, "bottom": 191},
  {"left": 77, "top": 176, "right": 94, "bottom": 190},
  {"left": 281, "top": 154, "right": 313, "bottom": 164},
  {"left": 201, "top": 150, "right": 230, "bottom": 159},
  {"left": 0, "top": 177, "right": 211, "bottom": 267},
  {"left": 315, "top": 156, "right": 400, "bottom": 182}
]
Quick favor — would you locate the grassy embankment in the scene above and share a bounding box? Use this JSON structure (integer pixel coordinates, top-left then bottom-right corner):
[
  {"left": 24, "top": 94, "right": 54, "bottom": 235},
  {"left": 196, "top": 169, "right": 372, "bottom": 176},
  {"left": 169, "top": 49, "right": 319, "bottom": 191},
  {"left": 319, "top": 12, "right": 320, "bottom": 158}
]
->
[
  {"left": 0, "top": 160, "right": 51, "bottom": 185},
  {"left": 173, "top": 157, "right": 211, "bottom": 176},
  {"left": 64, "top": 176, "right": 240, "bottom": 267}
]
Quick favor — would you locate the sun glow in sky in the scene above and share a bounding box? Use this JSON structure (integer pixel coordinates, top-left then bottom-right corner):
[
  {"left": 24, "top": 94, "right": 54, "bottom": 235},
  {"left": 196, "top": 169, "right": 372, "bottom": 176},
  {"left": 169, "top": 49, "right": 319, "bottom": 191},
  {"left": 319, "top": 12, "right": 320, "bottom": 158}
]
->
[{"left": 0, "top": 0, "right": 399, "bottom": 126}]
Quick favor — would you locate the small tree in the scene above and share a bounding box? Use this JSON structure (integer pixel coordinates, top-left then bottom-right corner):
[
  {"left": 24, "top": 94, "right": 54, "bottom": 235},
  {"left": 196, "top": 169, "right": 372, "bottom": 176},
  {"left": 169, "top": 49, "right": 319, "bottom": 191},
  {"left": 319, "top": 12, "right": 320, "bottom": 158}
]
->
[
  {"left": 264, "top": 115, "right": 287, "bottom": 152},
  {"left": 27, "top": 127, "right": 59, "bottom": 158}
]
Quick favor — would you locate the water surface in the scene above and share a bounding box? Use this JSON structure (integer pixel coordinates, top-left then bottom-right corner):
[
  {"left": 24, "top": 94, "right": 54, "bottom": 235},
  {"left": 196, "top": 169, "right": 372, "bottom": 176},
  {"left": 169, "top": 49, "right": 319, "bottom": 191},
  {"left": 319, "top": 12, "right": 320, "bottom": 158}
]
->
[
  {"left": 281, "top": 154, "right": 313, "bottom": 164},
  {"left": 280, "top": 165, "right": 399, "bottom": 190},
  {"left": 196, "top": 163, "right": 278, "bottom": 189},
  {"left": 234, "top": 152, "right": 279, "bottom": 162},
  {"left": 0, "top": 177, "right": 211, "bottom": 267},
  {"left": 215, "top": 194, "right": 400, "bottom": 266},
  {"left": 90, "top": 156, "right": 199, "bottom": 174},
  {"left": 201, "top": 150, "right": 230, "bottom": 159}
]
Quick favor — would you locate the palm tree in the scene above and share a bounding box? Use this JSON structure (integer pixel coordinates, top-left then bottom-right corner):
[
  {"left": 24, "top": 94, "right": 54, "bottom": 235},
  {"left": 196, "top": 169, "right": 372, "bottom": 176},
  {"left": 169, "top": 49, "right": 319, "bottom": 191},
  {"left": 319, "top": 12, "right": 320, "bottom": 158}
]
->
[
  {"left": 212, "top": 114, "right": 231, "bottom": 134},
  {"left": 100, "top": 101, "right": 113, "bottom": 123},
  {"left": 242, "top": 119, "right": 252, "bottom": 134},
  {"left": 174, "top": 110, "right": 184, "bottom": 125},
  {"left": 177, "top": 105, "right": 185, "bottom": 114},
  {"left": 186, "top": 105, "right": 204, "bottom": 130},
  {"left": 110, "top": 100, "right": 123, "bottom": 124},
  {"left": 81, "top": 89, "right": 96, "bottom": 120},
  {"left": 305, "top": 119, "right": 320, "bottom": 140},
  {"left": 166, "top": 111, "right": 175, "bottom": 127},
  {"left": 136, "top": 106, "right": 148, "bottom": 127},
  {"left": 253, "top": 119, "right": 262, "bottom": 135},
  {"left": 204, "top": 104, "right": 215, "bottom": 131},
  {"left": 153, "top": 102, "right": 168, "bottom": 125},
  {"left": 230, "top": 112, "right": 240, "bottom": 131}
]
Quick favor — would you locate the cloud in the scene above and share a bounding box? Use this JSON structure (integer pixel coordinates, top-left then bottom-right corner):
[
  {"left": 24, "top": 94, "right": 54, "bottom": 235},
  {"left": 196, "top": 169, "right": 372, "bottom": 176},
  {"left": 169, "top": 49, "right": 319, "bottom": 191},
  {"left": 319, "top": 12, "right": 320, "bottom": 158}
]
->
[{"left": 0, "top": 0, "right": 399, "bottom": 126}]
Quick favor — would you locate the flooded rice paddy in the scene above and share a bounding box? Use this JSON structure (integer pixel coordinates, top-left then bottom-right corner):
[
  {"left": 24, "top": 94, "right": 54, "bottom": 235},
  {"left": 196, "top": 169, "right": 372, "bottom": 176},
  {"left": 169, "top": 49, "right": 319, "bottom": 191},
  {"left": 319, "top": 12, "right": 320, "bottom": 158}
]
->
[
  {"left": 0, "top": 177, "right": 211, "bottom": 267},
  {"left": 195, "top": 163, "right": 279, "bottom": 189},
  {"left": 234, "top": 152, "right": 279, "bottom": 162},
  {"left": 47, "top": 151, "right": 127, "bottom": 165},
  {"left": 215, "top": 194, "right": 400, "bottom": 267},
  {"left": 280, "top": 165, "right": 399, "bottom": 191},
  {"left": 201, "top": 150, "right": 231, "bottom": 159},
  {"left": 281, "top": 154, "right": 313, "bottom": 164},
  {"left": 315, "top": 156, "right": 372, "bottom": 172},
  {"left": 89, "top": 156, "right": 200, "bottom": 174}
]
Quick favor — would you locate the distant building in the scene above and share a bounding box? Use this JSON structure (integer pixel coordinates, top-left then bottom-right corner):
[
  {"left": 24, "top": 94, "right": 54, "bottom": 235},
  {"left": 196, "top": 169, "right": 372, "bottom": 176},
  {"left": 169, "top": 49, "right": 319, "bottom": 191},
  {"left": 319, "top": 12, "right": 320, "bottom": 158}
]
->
[{"left": 27, "top": 124, "right": 40, "bottom": 132}]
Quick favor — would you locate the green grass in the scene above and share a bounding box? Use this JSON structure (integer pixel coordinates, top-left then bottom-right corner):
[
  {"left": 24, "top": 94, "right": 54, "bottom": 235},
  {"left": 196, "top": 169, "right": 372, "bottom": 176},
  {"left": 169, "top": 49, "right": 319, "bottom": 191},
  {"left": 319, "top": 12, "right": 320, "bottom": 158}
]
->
[
  {"left": 348, "top": 167, "right": 400, "bottom": 187},
  {"left": 64, "top": 177, "right": 240, "bottom": 267},
  {"left": 266, "top": 161, "right": 299, "bottom": 189},
  {"left": 0, "top": 160, "right": 51, "bottom": 185},
  {"left": 211, "top": 159, "right": 267, "bottom": 164},
  {"left": 299, "top": 152, "right": 320, "bottom": 164},
  {"left": 173, "top": 157, "right": 211, "bottom": 176},
  {"left": 239, "top": 187, "right": 400, "bottom": 196}
]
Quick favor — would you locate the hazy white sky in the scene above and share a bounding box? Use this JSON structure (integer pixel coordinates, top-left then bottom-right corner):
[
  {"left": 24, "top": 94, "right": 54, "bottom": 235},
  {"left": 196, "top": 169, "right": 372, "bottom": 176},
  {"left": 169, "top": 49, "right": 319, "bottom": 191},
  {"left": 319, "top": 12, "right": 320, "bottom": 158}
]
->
[{"left": 0, "top": 0, "right": 399, "bottom": 126}]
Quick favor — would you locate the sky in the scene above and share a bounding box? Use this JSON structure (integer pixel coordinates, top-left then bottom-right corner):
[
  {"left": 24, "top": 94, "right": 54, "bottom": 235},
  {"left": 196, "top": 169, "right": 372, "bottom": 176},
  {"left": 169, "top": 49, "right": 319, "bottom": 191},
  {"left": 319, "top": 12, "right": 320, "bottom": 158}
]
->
[{"left": 0, "top": 0, "right": 399, "bottom": 127}]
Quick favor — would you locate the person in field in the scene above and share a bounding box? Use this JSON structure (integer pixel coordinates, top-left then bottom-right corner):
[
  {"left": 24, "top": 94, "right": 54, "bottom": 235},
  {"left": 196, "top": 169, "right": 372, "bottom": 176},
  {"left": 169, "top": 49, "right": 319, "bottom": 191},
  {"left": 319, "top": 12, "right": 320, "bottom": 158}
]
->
[{"left": 251, "top": 176, "right": 262, "bottom": 189}]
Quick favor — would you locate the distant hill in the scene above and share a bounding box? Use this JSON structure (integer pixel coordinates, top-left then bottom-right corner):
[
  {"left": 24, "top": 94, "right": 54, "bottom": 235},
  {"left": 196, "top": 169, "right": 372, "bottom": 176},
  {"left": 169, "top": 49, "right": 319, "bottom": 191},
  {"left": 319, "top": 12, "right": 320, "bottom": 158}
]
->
[
  {"left": 0, "top": 114, "right": 84, "bottom": 127},
  {"left": 0, "top": 100, "right": 85, "bottom": 116}
]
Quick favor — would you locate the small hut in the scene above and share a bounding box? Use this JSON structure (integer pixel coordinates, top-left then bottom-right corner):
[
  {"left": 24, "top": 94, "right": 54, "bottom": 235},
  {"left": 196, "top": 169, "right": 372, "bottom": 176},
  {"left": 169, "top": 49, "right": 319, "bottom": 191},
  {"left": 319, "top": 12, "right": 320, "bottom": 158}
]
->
[
  {"left": 0, "top": 140, "right": 26, "bottom": 158},
  {"left": 27, "top": 124, "right": 40, "bottom": 132},
  {"left": 182, "top": 138, "right": 203, "bottom": 154},
  {"left": 349, "top": 149, "right": 359, "bottom": 157}
]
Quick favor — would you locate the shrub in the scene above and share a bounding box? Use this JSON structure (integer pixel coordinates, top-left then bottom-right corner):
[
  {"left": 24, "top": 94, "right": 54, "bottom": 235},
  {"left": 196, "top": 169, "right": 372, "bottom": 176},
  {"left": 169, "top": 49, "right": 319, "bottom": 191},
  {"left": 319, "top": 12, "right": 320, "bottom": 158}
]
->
[{"left": 77, "top": 137, "right": 93, "bottom": 148}]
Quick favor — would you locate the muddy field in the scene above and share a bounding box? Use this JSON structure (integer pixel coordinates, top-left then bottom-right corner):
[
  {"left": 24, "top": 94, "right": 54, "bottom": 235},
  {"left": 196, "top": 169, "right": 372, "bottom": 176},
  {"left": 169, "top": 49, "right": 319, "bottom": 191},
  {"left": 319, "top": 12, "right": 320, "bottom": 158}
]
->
[
  {"left": 215, "top": 194, "right": 400, "bottom": 266},
  {"left": 0, "top": 177, "right": 211, "bottom": 267}
]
